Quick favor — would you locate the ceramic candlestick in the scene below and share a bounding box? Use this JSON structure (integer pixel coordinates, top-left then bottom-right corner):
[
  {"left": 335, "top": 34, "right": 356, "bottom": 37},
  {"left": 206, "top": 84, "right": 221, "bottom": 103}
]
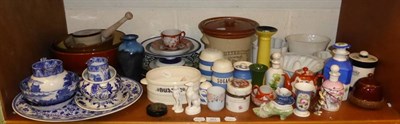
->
[{"left": 256, "top": 26, "right": 277, "bottom": 67}]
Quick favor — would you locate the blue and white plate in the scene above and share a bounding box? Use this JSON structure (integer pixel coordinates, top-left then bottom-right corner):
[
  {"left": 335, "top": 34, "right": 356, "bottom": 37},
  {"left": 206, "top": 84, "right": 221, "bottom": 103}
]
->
[{"left": 12, "top": 77, "right": 143, "bottom": 122}]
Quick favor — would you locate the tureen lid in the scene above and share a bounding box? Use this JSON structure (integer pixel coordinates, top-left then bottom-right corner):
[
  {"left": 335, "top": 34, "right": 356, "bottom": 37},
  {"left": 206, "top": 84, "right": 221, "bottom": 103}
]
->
[
  {"left": 198, "top": 16, "right": 259, "bottom": 39},
  {"left": 349, "top": 51, "right": 378, "bottom": 68},
  {"left": 227, "top": 79, "right": 252, "bottom": 96}
]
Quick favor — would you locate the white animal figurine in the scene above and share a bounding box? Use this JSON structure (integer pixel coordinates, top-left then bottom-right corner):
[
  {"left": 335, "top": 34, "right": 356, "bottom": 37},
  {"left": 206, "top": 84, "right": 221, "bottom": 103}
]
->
[
  {"left": 185, "top": 82, "right": 201, "bottom": 115},
  {"left": 172, "top": 85, "right": 183, "bottom": 113}
]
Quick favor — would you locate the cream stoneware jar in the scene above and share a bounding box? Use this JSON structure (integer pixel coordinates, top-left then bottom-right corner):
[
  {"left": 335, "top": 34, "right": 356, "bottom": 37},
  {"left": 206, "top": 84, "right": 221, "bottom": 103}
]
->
[
  {"left": 199, "top": 17, "right": 259, "bottom": 62},
  {"left": 141, "top": 66, "right": 206, "bottom": 105}
]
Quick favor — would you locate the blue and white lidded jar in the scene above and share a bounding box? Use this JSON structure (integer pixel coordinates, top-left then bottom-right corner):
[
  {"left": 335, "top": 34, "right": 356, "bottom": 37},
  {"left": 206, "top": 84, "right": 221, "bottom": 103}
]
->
[
  {"left": 86, "top": 57, "right": 111, "bottom": 82},
  {"left": 233, "top": 61, "right": 252, "bottom": 83},
  {"left": 20, "top": 58, "right": 79, "bottom": 110},
  {"left": 226, "top": 79, "right": 252, "bottom": 113},
  {"left": 199, "top": 48, "right": 224, "bottom": 81},
  {"left": 199, "top": 81, "right": 213, "bottom": 105},
  {"left": 211, "top": 58, "right": 234, "bottom": 89}
]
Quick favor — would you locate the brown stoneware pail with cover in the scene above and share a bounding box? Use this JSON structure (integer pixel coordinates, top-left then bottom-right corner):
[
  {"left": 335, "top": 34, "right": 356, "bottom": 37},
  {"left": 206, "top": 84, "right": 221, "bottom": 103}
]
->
[{"left": 199, "top": 17, "right": 259, "bottom": 63}]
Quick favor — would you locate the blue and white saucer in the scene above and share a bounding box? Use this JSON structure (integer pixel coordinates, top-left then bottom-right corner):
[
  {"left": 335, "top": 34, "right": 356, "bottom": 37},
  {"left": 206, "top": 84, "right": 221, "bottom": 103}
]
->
[
  {"left": 12, "top": 77, "right": 143, "bottom": 122},
  {"left": 74, "top": 84, "right": 129, "bottom": 111}
]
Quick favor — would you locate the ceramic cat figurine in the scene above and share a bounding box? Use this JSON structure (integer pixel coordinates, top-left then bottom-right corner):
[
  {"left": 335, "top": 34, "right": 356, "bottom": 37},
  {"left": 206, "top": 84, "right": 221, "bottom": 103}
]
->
[{"left": 185, "top": 82, "right": 201, "bottom": 115}]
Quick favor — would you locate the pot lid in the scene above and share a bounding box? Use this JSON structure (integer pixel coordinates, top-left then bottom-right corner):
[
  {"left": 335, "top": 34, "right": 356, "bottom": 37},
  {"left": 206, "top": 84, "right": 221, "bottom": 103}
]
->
[
  {"left": 349, "top": 51, "right": 378, "bottom": 63},
  {"left": 198, "top": 17, "right": 259, "bottom": 39}
]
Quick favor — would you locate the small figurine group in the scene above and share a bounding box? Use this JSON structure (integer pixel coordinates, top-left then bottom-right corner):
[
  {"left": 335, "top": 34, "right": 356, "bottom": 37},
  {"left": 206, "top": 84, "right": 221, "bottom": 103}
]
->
[{"left": 172, "top": 82, "right": 201, "bottom": 115}]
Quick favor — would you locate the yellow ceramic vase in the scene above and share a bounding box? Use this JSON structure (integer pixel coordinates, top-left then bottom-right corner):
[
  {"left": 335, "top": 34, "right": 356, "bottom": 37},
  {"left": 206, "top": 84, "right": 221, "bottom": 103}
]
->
[{"left": 256, "top": 26, "right": 278, "bottom": 67}]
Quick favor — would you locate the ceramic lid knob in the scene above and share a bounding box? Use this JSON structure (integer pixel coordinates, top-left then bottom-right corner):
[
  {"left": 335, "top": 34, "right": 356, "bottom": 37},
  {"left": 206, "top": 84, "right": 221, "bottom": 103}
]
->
[
  {"left": 329, "top": 65, "right": 341, "bottom": 82},
  {"left": 359, "top": 51, "right": 369, "bottom": 57},
  {"left": 271, "top": 52, "right": 281, "bottom": 68}
]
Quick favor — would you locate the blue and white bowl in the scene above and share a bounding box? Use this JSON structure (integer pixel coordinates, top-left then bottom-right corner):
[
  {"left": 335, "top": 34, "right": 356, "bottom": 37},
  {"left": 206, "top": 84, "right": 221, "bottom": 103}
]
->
[
  {"left": 80, "top": 66, "right": 121, "bottom": 101},
  {"left": 19, "top": 70, "right": 79, "bottom": 108}
]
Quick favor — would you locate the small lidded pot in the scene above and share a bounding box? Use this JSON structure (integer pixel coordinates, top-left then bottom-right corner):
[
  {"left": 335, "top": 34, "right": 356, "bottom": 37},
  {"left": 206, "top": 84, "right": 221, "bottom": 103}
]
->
[
  {"left": 349, "top": 73, "right": 384, "bottom": 109},
  {"left": 226, "top": 79, "right": 252, "bottom": 113},
  {"left": 19, "top": 58, "right": 79, "bottom": 110},
  {"left": 233, "top": 61, "right": 252, "bottom": 83},
  {"left": 349, "top": 51, "right": 378, "bottom": 88}
]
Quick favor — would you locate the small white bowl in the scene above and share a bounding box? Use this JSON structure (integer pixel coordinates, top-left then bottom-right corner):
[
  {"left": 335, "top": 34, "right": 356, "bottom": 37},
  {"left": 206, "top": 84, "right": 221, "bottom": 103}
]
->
[{"left": 285, "top": 34, "right": 331, "bottom": 55}]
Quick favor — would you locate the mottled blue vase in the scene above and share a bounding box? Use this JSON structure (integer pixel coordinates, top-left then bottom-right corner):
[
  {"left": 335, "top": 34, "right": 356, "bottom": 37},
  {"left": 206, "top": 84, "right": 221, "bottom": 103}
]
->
[{"left": 117, "top": 34, "right": 144, "bottom": 81}]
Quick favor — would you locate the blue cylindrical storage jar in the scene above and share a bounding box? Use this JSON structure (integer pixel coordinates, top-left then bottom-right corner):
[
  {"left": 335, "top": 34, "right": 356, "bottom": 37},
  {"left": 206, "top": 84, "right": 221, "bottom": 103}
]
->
[
  {"left": 199, "top": 48, "right": 224, "bottom": 81},
  {"left": 233, "top": 61, "right": 252, "bottom": 83},
  {"left": 211, "top": 59, "right": 234, "bottom": 89}
]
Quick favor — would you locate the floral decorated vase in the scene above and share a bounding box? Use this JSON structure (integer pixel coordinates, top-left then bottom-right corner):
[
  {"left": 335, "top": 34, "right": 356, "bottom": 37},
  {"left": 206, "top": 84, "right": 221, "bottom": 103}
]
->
[{"left": 19, "top": 58, "right": 79, "bottom": 107}]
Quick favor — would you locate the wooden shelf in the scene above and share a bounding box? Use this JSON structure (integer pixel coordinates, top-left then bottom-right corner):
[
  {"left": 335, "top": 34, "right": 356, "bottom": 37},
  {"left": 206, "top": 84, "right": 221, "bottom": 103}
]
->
[{"left": 5, "top": 87, "right": 400, "bottom": 124}]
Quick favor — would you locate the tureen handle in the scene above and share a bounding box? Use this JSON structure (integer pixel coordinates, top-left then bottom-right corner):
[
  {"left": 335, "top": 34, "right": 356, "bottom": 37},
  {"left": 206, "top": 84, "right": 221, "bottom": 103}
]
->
[{"left": 140, "top": 78, "right": 148, "bottom": 85}]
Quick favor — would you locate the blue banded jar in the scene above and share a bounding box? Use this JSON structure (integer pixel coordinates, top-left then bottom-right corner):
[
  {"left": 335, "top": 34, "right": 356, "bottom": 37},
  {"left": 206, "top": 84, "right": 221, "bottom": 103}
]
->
[
  {"left": 233, "top": 61, "right": 252, "bottom": 83},
  {"left": 211, "top": 58, "right": 234, "bottom": 89},
  {"left": 199, "top": 48, "right": 224, "bottom": 81}
]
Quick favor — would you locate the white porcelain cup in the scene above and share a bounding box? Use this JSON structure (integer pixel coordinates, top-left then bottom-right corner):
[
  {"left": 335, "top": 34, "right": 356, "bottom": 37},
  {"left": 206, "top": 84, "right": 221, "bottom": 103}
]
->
[
  {"left": 207, "top": 86, "right": 225, "bottom": 111},
  {"left": 161, "top": 29, "right": 185, "bottom": 49}
]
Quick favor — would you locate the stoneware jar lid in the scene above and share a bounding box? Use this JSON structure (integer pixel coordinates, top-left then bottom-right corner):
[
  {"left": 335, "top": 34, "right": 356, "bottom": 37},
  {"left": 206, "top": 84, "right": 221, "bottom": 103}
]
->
[
  {"left": 199, "top": 48, "right": 224, "bottom": 62},
  {"left": 199, "top": 16, "right": 259, "bottom": 39},
  {"left": 227, "top": 79, "right": 252, "bottom": 96},
  {"left": 349, "top": 51, "right": 378, "bottom": 68},
  {"left": 233, "top": 61, "right": 252, "bottom": 71},
  {"left": 212, "top": 58, "right": 234, "bottom": 73}
]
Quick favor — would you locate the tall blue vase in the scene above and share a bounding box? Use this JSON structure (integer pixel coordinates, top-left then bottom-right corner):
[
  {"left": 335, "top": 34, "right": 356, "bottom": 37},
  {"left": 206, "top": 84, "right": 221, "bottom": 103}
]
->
[{"left": 117, "top": 34, "right": 144, "bottom": 81}]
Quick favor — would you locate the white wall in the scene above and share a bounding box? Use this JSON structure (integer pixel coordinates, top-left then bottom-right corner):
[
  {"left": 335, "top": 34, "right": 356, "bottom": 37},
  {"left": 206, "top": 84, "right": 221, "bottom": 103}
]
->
[{"left": 64, "top": 0, "right": 341, "bottom": 43}]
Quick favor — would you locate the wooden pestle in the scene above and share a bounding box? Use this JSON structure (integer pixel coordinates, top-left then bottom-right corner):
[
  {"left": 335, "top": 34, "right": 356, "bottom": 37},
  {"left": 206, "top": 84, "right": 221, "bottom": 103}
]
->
[{"left": 101, "top": 11, "right": 133, "bottom": 41}]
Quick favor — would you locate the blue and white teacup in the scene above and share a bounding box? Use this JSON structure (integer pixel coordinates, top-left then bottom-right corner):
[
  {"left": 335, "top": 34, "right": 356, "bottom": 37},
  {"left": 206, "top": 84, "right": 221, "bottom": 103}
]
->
[
  {"left": 275, "top": 88, "right": 295, "bottom": 105},
  {"left": 86, "top": 57, "right": 111, "bottom": 82}
]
